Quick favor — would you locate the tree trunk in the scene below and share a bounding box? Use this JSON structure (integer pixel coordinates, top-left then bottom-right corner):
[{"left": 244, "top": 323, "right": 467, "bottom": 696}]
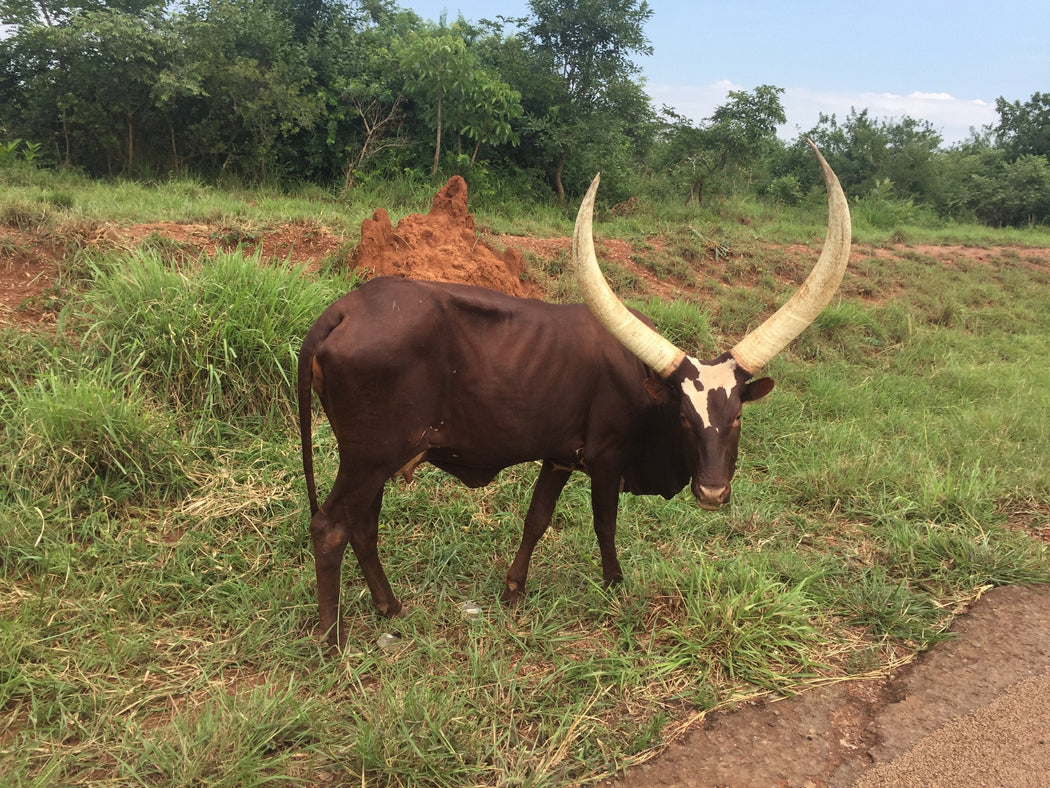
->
[
  {"left": 61, "top": 112, "right": 71, "bottom": 169},
  {"left": 686, "top": 178, "right": 703, "bottom": 205},
  {"left": 126, "top": 113, "right": 134, "bottom": 176},
  {"left": 169, "top": 122, "right": 180, "bottom": 171},
  {"left": 432, "top": 85, "right": 443, "bottom": 177},
  {"left": 553, "top": 147, "right": 568, "bottom": 206}
]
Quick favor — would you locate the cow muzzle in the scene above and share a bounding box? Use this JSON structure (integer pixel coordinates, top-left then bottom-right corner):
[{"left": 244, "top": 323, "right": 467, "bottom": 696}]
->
[{"left": 695, "top": 484, "right": 731, "bottom": 511}]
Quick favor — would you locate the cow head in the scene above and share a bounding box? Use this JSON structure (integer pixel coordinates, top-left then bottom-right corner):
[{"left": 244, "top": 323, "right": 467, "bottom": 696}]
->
[{"left": 573, "top": 140, "right": 851, "bottom": 510}]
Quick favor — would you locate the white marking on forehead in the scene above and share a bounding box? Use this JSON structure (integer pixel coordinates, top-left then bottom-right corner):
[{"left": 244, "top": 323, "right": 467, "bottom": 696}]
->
[{"left": 682, "top": 356, "right": 739, "bottom": 431}]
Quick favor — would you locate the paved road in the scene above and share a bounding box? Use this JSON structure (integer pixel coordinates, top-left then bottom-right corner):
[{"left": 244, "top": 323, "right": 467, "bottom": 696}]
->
[{"left": 611, "top": 583, "right": 1050, "bottom": 787}]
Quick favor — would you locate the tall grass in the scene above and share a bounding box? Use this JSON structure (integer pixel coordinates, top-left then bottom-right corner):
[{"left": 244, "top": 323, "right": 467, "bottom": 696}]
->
[
  {"left": 67, "top": 248, "right": 352, "bottom": 438},
  {"left": 0, "top": 174, "right": 1047, "bottom": 785},
  {"left": 2, "top": 364, "right": 192, "bottom": 511}
]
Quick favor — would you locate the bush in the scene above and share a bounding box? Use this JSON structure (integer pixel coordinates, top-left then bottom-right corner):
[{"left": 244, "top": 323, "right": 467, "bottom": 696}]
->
[
  {"left": 971, "top": 154, "right": 1050, "bottom": 226},
  {"left": 764, "top": 174, "right": 804, "bottom": 205},
  {"left": 1, "top": 368, "right": 192, "bottom": 509},
  {"left": 72, "top": 249, "right": 353, "bottom": 435}
]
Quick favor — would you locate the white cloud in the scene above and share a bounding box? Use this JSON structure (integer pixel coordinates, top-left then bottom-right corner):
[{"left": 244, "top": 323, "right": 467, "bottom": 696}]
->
[{"left": 649, "top": 82, "right": 999, "bottom": 146}]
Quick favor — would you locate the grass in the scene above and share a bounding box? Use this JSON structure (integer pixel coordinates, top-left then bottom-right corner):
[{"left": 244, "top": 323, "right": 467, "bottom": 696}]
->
[{"left": 1, "top": 168, "right": 1048, "bottom": 785}]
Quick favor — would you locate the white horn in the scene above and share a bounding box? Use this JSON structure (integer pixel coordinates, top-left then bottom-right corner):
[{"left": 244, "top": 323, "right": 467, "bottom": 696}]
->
[
  {"left": 573, "top": 174, "right": 686, "bottom": 378},
  {"left": 730, "top": 139, "right": 852, "bottom": 373}
]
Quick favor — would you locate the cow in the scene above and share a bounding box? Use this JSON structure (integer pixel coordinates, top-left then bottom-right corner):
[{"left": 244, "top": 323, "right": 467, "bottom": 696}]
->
[{"left": 298, "top": 141, "right": 851, "bottom": 648}]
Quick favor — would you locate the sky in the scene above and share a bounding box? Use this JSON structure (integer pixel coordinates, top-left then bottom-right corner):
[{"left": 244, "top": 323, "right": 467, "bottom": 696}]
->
[{"left": 402, "top": 0, "right": 1050, "bottom": 145}]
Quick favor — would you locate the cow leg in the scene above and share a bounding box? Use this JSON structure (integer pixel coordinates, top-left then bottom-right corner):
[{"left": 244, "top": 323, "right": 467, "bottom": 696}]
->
[
  {"left": 503, "top": 461, "right": 572, "bottom": 604},
  {"left": 345, "top": 488, "right": 402, "bottom": 618},
  {"left": 589, "top": 472, "right": 624, "bottom": 588},
  {"left": 310, "top": 502, "right": 351, "bottom": 649},
  {"left": 311, "top": 470, "right": 396, "bottom": 649}
]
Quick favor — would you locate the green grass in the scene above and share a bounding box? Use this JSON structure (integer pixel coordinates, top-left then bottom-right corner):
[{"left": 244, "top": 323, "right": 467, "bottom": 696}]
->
[{"left": 1, "top": 170, "right": 1048, "bottom": 785}]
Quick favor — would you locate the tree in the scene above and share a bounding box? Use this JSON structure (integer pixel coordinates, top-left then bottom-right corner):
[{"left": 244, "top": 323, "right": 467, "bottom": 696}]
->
[
  {"left": 659, "top": 85, "right": 785, "bottom": 204},
  {"left": 398, "top": 28, "right": 521, "bottom": 177},
  {"left": 519, "top": 0, "right": 653, "bottom": 202},
  {"left": 949, "top": 151, "right": 1050, "bottom": 226},
  {"left": 456, "top": 75, "right": 522, "bottom": 165},
  {"left": 0, "top": 7, "right": 172, "bottom": 174},
  {"left": 0, "top": 0, "right": 161, "bottom": 28},
  {"left": 160, "top": 0, "right": 322, "bottom": 179},
  {"left": 995, "top": 92, "right": 1050, "bottom": 161},
  {"left": 799, "top": 108, "right": 941, "bottom": 201},
  {"left": 397, "top": 32, "right": 475, "bottom": 177}
]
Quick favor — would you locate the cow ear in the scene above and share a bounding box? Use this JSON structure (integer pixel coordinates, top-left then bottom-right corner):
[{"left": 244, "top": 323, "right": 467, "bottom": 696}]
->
[
  {"left": 743, "top": 377, "right": 775, "bottom": 403},
  {"left": 643, "top": 376, "right": 674, "bottom": 404}
]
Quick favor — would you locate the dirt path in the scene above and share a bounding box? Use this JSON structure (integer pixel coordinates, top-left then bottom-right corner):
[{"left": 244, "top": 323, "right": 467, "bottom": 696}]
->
[{"left": 609, "top": 584, "right": 1050, "bottom": 787}]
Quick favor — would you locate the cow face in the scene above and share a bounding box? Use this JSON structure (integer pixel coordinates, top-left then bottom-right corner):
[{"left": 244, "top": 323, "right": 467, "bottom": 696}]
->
[{"left": 670, "top": 352, "right": 774, "bottom": 510}]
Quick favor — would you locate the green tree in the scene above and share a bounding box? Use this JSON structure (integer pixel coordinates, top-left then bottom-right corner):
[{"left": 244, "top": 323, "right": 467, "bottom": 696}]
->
[
  {"left": 0, "top": 7, "right": 172, "bottom": 173},
  {"left": 966, "top": 153, "right": 1050, "bottom": 226},
  {"left": 0, "top": 0, "right": 161, "bottom": 27},
  {"left": 397, "top": 28, "right": 522, "bottom": 177},
  {"left": 799, "top": 108, "right": 941, "bottom": 201},
  {"left": 281, "top": 0, "right": 419, "bottom": 186},
  {"left": 456, "top": 75, "right": 522, "bottom": 165},
  {"left": 397, "top": 32, "right": 476, "bottom": 177},
  {"left": 995, "top": 92, "right": 1050, "bottom": 161},
  {"left": 519, "top": 0, "right": 653, "bottom": 203},
  {"left": 160, "top": 0, "right": 322, "bottom": 179},
  {"left": 659, "top": 85, "right": 785, "bottom": 204}
]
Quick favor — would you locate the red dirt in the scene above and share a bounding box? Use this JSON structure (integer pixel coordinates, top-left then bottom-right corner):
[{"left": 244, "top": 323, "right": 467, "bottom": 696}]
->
[
  {"left": 352, "top": 175, "right": 538, "bottom": 298},
  {"left": 0, "top": 228, "right": 63, "bottom": 326},
  {"left": 3, "top": 172, "right": 1047, "bottom": 328},
  {"left": 0, "top": 176, "right": 538, "bottom": 329}
]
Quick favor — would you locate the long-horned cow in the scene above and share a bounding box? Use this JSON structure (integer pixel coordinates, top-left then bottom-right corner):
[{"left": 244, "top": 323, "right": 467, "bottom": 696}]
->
[{"left": 298, "top": 142, "right": 851, "bottom": 647}]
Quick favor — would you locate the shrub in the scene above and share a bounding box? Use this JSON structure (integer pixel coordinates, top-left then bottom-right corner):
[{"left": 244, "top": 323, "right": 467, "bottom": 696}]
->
[
  {"left": 73, "top": 249, "right": 352, "bottom": 434},
  {"left": 1, "top": 368, "right": 192, "bottom": 509}
]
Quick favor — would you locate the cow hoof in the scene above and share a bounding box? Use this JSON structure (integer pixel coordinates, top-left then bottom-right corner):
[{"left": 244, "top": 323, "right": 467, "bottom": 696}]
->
[
  {"left": 376, "top": 599, "right": 407, "bottom": 618},
  {"left": 501, "top": 584, "right": 525, "bottom": 606},
  {"left": 319, "top": 623, "right": 347, "bottom": 654}
]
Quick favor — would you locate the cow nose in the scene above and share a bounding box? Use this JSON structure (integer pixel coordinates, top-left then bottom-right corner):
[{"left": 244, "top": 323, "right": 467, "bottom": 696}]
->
[{"left": 696, "top": 484, "right": 731, "bottom": 510}]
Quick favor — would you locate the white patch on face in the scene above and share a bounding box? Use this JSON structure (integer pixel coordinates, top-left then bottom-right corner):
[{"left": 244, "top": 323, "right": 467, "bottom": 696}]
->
[{"left": 681, "top": 356, "right": 739, "bottom": 431}]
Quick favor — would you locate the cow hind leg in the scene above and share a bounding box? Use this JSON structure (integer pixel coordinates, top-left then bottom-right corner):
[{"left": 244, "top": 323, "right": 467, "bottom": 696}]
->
[
  {"left": 345, "top": 488, "right": 402, "bottom": 618},
  {"left": 310, "top": 502, "right": 350, "bottom": 648},
  {"left": 311, "top": 471, "right": 397, "bottom": 649},
  {"left": 503, "top": 461, "right": 572, "bottom": 604}
]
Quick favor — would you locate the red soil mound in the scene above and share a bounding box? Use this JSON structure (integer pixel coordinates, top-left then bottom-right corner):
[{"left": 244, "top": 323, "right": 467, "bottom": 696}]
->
[{"left": 351, "top": 175, "right": 536, "bottom": 297}]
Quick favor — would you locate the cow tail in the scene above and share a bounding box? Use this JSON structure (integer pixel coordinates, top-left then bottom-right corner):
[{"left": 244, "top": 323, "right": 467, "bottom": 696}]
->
[
  {"left": 298, "top": 312, "right": 341, "bottom": 517},
  {"left": 298, "top": 329, "right": 321, "bottom": 517}
]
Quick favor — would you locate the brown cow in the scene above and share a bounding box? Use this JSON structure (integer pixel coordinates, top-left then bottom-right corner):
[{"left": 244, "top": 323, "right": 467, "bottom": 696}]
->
[{"left": 298, "top": 142, "right": 850, "bottom": 647}]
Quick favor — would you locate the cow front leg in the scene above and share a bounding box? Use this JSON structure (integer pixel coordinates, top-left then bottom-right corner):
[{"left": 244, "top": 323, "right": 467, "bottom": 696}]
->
[
  {"left": 589, "top": 472, "right": 624, "bottom": 588},
  {"left": 503, "top": 461, "right": 572, "bottom": 604}
]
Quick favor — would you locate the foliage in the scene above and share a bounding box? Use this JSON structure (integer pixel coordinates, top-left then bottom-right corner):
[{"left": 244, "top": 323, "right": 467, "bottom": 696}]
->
[
  {"left": 515, "top": 0, "right": 655, "bottom": 202},
  {"left": 657, "top": 85, "right": 785, "bottom": 205},
  {"left": 0, "top": 2, "right": 1047, "bottom": 223},
  {"left": 397, "top": 28, "right": 522, "bottom": 176},
  {"left": 995, "top": 91, "right": 1050, "bottom": 160},
  {"left": 798, "top": 109, "right": 943, "bottom": 200}
]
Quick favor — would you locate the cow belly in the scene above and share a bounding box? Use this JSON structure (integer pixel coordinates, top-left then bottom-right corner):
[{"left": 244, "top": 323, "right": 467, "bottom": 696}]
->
[{"left": 425, "top": 450, "right": 503, "bottom": 488}]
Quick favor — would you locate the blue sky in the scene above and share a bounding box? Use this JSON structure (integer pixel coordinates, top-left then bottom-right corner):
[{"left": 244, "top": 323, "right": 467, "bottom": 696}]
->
[{"left": 402, "top": 1, "right": 1050, "bottom": 145}]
